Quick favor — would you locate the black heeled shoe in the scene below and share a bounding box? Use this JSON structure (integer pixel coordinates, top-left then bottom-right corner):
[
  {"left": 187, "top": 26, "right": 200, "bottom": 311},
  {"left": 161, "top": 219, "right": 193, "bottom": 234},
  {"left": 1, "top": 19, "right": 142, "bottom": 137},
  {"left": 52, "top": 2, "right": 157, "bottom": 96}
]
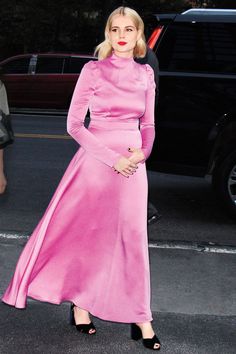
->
[
  {"left": 69, "top": 303, "right": 96, "bottom": 335},
  {"left": 131, "top": 323, "right": 161, "bottom": 350}
]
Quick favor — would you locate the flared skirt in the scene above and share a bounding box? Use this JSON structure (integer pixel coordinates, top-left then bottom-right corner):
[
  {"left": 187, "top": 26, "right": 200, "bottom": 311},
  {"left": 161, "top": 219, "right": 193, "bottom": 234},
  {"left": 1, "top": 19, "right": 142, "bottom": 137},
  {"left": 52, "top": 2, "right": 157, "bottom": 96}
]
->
[{"left": 1, "top": 123, "right": 153, "bottom": 323}]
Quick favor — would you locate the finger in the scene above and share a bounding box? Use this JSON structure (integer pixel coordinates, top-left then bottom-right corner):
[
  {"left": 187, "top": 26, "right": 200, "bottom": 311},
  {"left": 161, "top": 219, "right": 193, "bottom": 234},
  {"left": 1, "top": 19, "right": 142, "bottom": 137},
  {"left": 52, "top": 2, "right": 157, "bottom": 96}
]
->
[
  {"left": 129, "top": 163, "right": 138, "bottom": 169},
  {"left": 124, "top": 168, "right": 135, "bottom": 175},
  {"left": 124, "top": 168, "right": 134, "bottom": 175},
  {"left": 121, "top": 171, "right": 130, "bottom": 178},
  {"left": 128, "top": 159, "right": 139, "bottom": 166},
  {"left": 128, "top": 167, "right": 137, "bottom": 173},
  {"left": 126, "top": 167, "right": 134, "bottom": 173}
]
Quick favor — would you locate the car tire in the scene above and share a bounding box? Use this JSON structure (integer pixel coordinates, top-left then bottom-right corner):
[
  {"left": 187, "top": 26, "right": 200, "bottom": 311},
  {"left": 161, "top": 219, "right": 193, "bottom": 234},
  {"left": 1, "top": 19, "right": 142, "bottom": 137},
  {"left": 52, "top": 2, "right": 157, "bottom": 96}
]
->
[{"left": 212, "top": 150, "right": 236, "bottom": 218}]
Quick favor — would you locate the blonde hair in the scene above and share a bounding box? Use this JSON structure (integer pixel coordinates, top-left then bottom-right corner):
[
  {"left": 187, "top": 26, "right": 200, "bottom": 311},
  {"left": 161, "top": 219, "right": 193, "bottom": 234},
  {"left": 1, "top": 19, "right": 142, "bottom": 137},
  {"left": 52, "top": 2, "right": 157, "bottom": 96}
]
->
[{"left": 94, "top": 6, "right": 147, "bottom": 60}]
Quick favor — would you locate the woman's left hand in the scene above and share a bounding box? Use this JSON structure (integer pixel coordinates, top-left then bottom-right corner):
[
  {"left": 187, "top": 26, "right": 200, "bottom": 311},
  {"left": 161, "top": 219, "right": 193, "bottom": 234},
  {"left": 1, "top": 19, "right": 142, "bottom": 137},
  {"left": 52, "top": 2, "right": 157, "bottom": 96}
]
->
[{"left": 127, "top": 147, "right": 145, "bottom": 164}]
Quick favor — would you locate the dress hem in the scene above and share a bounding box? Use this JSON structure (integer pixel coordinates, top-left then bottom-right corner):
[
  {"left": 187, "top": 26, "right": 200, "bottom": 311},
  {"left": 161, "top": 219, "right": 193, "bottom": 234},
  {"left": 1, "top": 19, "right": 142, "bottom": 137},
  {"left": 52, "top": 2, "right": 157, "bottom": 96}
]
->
[{"left": 1, "top": 294, "right": 153, "bottom": 324}]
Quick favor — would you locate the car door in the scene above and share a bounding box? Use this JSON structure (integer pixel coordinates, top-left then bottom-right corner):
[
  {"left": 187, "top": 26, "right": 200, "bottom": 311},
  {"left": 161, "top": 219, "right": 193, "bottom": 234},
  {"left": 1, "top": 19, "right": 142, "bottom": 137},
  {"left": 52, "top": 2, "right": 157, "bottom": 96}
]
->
[
  {"left": 152, "top": 20, "right": 236, "bottom": 176},
  {"left": 31, "top": 55, "right": 67, "bottom": 109},
  {"left": 1, "top": 55, "right": 33, "bottom": 108}
]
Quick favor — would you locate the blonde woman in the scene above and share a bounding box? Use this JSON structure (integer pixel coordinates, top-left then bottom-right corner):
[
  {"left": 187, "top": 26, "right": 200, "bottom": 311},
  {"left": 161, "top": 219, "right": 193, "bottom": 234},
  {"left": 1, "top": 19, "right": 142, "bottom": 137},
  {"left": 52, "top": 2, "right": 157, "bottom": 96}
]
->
[{"left": 1, "top": 6, "right": 161, "bottom": 351}]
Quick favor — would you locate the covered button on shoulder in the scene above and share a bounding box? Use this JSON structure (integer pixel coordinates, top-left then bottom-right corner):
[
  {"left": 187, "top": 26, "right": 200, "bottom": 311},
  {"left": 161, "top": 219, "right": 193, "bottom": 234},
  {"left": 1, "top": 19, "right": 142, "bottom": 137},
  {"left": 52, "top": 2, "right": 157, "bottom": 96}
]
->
[{"left": 145, "top": 64, "right": 156, "bottom": 91}]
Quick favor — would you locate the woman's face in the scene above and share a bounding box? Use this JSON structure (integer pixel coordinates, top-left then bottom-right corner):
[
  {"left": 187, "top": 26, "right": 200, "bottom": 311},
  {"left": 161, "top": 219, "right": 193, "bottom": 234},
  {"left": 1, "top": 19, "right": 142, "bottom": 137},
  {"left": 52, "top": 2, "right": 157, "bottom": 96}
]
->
[{"left": 107, "top": 14, "right": 142, "bottom": 57}]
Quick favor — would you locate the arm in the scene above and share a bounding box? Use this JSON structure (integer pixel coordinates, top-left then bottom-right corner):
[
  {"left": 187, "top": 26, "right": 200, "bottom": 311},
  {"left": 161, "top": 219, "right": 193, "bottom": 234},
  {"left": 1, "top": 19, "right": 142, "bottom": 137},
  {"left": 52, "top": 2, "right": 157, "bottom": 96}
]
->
[
  {"left": 67, "top": 61, "right": 122, "bottom": 167},
  {"left": 0, "top": 149, "right": 7, "bottom": 194},
  {"left": 0, "top": 82, "right": 10, "bottom": 115},
  {"left": 139, "top": 64, "right": 156, "bottom": 164}
]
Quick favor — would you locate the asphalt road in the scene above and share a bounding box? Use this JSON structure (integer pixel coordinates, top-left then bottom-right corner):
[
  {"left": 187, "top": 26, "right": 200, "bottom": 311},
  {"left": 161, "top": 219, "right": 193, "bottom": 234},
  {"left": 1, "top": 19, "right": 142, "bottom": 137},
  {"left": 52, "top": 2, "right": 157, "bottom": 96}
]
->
[{"left": 1, "top": 237, "right": 235, "bottom": 354}]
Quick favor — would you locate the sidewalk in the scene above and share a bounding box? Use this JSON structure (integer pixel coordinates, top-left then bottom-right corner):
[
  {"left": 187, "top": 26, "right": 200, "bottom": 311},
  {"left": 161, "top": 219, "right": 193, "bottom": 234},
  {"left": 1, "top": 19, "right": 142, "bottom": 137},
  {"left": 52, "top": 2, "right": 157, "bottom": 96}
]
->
[{"left": 0, "top": 238, "right": 235, "bottom": 353}]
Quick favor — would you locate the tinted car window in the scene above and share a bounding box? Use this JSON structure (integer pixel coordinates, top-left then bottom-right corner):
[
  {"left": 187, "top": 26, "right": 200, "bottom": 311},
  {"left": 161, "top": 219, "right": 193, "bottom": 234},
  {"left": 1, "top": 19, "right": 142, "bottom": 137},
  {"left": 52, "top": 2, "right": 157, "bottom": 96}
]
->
[
  {"left": 64, "top": 57, "right": 95, "bottom": 73},
  {"left": 157, "top": 22, "right": 236, "bottom": 74},
  {"left": 36, "top": 57, "right": 65, "bottom": 74},
  {"left": 2, "top": 57, "right": 30, "bottom": 74}
]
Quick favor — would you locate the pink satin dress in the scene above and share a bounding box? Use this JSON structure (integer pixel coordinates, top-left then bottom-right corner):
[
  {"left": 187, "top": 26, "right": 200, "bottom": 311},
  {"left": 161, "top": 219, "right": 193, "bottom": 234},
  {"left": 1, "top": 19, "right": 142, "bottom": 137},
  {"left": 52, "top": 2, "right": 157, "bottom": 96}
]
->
[{"left": 1, "top": 51, "right": 156, "bottom": 323}]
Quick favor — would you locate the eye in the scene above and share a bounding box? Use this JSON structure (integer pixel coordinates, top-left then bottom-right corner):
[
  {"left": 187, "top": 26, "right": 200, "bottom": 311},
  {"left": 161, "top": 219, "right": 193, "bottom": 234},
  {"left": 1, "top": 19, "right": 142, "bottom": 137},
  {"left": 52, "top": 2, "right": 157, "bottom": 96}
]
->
[
  {"left": 111, "top": 29, "right": 117, "bottom": 32},
  {"left": 127, "top": 28, "right": 133, "bottom": 31}
]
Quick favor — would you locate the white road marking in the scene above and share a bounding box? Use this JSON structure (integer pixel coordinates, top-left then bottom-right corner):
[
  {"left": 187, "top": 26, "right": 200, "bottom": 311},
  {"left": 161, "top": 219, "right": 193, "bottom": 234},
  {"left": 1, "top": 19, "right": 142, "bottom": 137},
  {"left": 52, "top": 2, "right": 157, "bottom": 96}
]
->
[{"left": 1, "top": 232, "right": 235, "bottom": 254}]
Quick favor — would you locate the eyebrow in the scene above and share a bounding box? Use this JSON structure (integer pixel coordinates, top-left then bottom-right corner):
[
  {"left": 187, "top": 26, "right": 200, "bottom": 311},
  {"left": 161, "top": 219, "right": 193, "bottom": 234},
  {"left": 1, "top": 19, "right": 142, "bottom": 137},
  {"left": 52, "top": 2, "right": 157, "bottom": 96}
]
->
[{"left": 111, "top": 25, "right": 135, "bottom": 29}]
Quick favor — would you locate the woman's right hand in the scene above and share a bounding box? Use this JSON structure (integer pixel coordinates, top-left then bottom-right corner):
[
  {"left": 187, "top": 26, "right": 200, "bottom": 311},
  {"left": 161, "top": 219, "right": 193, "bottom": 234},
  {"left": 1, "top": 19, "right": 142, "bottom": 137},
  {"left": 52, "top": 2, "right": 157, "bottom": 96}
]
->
[{"left": 112, "top": 156, "right": 138, "bottom": 178}]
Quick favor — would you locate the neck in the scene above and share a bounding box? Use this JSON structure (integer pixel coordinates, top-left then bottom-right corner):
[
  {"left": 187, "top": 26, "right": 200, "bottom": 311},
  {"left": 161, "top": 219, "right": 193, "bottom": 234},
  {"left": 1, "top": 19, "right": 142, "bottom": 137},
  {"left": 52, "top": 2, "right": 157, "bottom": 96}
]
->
[
  {"left": 112, "top": 50, "right": 134, "bottom": 59},
  {"left": 109, "top": 51, "right": 135, "bottom": 67}
]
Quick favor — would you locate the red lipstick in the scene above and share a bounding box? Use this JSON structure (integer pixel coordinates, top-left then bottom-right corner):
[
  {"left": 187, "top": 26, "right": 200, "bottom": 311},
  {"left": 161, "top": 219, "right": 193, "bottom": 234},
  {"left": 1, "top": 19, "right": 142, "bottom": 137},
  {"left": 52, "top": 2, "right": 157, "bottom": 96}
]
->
[{"left": 118, "top": 42, "right": 127, "bottom": 45}]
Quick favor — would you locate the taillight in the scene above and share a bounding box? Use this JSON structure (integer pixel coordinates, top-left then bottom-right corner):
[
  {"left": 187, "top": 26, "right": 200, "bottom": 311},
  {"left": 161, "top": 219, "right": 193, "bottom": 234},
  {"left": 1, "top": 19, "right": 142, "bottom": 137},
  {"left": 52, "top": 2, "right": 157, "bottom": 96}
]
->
[{"left": 147, "top": 26, "right": 164, "bottom": 49}]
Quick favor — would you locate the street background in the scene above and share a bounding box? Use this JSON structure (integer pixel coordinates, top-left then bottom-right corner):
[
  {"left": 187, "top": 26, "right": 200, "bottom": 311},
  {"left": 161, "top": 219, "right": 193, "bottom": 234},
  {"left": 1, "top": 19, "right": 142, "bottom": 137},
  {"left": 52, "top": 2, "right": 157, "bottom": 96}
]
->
[
  {"left": 1, "top": 0, "right": 236, "bottom": 62},
  {"left": 1, "top": 1, "right": 236, "bottom": 353}
]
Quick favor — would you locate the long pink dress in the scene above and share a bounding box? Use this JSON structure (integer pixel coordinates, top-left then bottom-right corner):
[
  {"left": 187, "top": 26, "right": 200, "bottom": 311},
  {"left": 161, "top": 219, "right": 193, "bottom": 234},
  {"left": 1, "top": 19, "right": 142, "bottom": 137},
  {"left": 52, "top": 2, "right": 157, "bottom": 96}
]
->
[{"left": 1, "top": 51, "right": 156, "bottom": 323}]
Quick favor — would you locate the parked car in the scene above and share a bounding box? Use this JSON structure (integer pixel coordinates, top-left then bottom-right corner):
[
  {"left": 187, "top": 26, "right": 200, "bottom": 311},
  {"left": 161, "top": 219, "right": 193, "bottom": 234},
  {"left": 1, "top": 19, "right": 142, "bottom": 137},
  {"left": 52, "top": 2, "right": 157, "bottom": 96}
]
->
[
  {"left": 147, "top": 8, "right": 236, "bottom": 217},
  {"left": 0, "top": 53, "right": 95, "bottom": 109}
]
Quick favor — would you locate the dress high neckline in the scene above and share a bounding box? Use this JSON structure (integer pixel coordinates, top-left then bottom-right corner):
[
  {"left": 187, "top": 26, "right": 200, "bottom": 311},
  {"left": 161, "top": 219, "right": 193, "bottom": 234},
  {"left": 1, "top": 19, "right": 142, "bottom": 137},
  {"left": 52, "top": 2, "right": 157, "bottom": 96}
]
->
[{"left": 109, "top": 51, "right": 134, "bottom": 66}]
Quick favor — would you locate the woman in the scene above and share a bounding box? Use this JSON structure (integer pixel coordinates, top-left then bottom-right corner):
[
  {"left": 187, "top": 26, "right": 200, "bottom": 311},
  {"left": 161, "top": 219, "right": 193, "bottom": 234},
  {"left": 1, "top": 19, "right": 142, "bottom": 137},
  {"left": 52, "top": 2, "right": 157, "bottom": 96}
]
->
[
  {"left": 0, "top": 69, "right": 10, "bottom": 194},
  {"left": 1, "top": 6, "right": 161, "bottom": 351}
]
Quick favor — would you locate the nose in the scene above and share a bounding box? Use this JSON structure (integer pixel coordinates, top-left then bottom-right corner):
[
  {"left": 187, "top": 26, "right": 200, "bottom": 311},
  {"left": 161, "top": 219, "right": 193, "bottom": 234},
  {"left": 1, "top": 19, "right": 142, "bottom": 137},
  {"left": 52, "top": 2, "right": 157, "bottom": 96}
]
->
[{"left": 119, "top": 29, "right": 126, "bottom": 38}]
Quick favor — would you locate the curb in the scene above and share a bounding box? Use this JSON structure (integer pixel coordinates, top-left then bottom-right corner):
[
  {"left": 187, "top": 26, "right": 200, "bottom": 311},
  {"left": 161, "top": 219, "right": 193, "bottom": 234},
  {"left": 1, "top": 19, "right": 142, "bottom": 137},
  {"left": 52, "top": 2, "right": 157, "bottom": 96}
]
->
[
  {"left": 1, "top": 232, "right": 236, "bottom": 254},
  {"left": 149, "top": 240, "right": 236, "bottom": 254}
]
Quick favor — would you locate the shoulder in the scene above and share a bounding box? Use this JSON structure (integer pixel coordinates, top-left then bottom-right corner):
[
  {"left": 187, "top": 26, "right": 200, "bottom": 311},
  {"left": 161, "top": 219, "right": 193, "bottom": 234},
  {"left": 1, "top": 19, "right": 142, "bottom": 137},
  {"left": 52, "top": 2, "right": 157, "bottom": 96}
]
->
[
  {"left": 79, "top": 60, "right": 98, "bottom": 81},
  {"left": 82, "top": 59, "right": 97, "bottom": 72},
  {"left": 133, "top": 62, "right": 156, "bottom": 89},
  {"left": 144, "top": 63, "right": 154, "bottom": 76},
  {"left": 133, "top": 60, "right": 153, "bottom": 76},
  {"left": 135, "top": 62, "right": 154, "bottom": 76},
  {"left": 144, "top": 64, "right": 156, "bottom": 89}
]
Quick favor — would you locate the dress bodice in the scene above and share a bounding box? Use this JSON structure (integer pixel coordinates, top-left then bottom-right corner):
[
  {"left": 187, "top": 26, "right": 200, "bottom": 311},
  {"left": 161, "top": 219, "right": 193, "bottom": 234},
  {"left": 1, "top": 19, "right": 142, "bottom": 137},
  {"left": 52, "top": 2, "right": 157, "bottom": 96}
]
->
[
  {"left": 66, "top": 50, "right": 156, "bottom": 168},
  {"left": 87, "top": 51, "right": 152, "bottom": 121}
]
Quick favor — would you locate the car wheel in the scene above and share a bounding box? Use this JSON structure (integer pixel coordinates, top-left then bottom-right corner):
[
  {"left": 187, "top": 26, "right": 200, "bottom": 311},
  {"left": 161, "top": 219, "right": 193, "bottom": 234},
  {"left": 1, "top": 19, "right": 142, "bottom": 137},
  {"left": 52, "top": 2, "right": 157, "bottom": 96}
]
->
[{"left": 212, "top": 150, "right": 236, "bottom": 218}]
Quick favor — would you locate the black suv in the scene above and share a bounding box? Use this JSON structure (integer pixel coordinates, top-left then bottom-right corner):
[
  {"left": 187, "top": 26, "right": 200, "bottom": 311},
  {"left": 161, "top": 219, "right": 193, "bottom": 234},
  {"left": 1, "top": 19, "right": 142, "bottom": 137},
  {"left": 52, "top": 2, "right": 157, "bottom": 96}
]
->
[{"left": 147, "top": 9, "right": 236, "bottom": 217}]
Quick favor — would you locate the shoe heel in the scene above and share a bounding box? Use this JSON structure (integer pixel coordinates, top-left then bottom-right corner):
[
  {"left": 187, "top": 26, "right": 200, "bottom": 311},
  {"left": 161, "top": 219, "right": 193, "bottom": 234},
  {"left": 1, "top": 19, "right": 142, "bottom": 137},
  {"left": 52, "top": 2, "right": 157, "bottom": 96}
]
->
[
  {"left": 69, "top": 303, "right": 76, "bottom": 326},
  {"left": 69, "top": 303, "right": 96, "bottom": 335},
  {"left": 131, "top": 323, "right": 142, "bottom": 341}
]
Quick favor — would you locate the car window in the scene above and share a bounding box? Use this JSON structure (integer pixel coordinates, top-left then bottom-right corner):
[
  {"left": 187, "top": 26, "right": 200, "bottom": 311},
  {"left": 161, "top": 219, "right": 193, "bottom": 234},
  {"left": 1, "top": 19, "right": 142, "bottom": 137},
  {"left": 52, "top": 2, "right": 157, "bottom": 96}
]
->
[
  {"left": 64, "top": 57, "right": 95, "bottom": 73},
  {"left": 36, "top": 57, "right": 65, "bottom": 74},
  {"left": 157, "top": 22, "right": 236, "bottom": 74},
  {"left": 2, "top": 57, "right": 30, "bottom": 74}
]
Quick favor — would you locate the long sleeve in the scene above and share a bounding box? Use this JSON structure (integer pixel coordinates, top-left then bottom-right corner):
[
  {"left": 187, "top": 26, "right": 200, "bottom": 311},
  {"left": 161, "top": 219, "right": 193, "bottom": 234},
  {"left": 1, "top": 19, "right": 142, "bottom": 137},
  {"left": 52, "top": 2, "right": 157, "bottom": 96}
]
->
[
  {"left": 139, "top": 64, "right": 156, "bottom": 164},
  {"left": 67, "top": 61, "right": 122, "bottom": 167}
]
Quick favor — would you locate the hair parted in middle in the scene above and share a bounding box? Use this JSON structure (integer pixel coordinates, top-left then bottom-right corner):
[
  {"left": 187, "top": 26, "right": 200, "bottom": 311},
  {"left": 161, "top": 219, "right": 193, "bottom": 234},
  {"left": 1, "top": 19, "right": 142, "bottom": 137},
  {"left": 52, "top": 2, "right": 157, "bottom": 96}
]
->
[{"left": 94, "top": 6, "right": 147, "bottom": 60}]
